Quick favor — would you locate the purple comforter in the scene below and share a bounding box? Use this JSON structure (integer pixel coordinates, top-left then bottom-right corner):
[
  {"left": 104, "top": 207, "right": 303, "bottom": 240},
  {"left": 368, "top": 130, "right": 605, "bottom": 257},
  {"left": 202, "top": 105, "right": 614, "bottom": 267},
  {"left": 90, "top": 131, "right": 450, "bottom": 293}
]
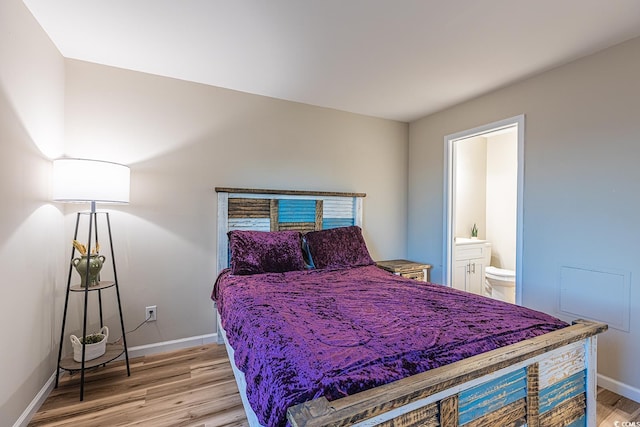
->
[{"left": 213, "top": 265, "right": 567, "bottom": 427}]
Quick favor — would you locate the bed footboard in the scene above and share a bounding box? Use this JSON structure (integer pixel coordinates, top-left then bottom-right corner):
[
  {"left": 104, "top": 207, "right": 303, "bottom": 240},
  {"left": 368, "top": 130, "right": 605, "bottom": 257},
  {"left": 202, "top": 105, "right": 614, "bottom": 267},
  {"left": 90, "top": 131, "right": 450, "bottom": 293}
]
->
[{"left": 287, "top": 319, "right": 607, "bottom": 427}]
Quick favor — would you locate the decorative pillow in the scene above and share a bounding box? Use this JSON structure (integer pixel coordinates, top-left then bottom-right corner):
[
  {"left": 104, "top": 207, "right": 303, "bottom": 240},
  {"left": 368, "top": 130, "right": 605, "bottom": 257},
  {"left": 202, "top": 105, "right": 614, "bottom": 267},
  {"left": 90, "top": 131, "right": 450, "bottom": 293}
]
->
[
  {"left": 304, "top": 226, "right": 374, "bottom": 269},
  {"left": 228, "top": 230, "right": 306, "bottom": 275}
]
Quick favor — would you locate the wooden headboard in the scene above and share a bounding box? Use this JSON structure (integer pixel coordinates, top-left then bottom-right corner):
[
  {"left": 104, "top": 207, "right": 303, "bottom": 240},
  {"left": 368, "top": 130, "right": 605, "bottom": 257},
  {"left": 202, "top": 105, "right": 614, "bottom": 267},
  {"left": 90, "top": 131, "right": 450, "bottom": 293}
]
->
[{"left": 215, "top": 187, "right": 366, "bottom": 273}]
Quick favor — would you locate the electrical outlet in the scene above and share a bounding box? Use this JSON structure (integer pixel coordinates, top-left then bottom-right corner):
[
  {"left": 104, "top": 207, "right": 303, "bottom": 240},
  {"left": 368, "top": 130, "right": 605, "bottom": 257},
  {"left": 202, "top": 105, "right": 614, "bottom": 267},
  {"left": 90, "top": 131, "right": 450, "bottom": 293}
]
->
[{"left": 145, "top": 305, "right": 157, "bottom": 321}]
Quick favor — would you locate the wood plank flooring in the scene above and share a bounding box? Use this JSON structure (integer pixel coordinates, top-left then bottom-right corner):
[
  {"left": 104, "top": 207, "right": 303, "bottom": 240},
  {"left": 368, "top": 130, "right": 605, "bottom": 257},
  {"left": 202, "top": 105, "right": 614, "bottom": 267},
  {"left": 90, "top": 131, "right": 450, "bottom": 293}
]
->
[
  {"left": 29, "top": 345, "right": 247, "bottom": 427},
  {"left": 30, "top": 344, "right": 640, "bottom": 426},
  {"left": 597, "top": 387, "right": 640, "bottom": 426}
]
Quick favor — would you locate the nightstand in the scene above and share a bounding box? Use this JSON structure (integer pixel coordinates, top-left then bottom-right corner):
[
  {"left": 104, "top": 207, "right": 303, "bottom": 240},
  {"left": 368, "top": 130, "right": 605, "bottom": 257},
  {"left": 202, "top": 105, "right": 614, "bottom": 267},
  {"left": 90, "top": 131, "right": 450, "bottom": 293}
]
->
[{"left": 377, "top": 259, "right": 432, "bottom": 282}]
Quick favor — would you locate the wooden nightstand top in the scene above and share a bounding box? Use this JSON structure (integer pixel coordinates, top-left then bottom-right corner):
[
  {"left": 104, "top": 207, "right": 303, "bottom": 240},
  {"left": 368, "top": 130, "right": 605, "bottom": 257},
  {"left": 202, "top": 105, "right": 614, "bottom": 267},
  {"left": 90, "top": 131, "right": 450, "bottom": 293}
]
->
[{"left": 376, "top": 259, "right": 432, "bottom": 274}]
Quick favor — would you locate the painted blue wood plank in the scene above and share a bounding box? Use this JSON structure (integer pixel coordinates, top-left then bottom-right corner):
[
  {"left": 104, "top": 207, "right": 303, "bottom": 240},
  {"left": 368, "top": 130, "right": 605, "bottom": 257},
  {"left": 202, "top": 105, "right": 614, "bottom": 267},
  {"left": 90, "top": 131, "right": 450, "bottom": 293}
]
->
[
  {"left": 458, "top": 368, "right": 527, "bottom": 424},
  {"left": 539, "top": 370, "right": 586, "bottom": 414},
  {"left": 459, "top": 368, "right": 526, "bottom": 404},
  {"left": 459, "top": 389, "right": 526, "bottom": 424},
  {"left": 278, "top": 199, "right": 316, "bottom": 223},
  {"left": 322, "top": 218, "right": 354, "bottom": 229}
]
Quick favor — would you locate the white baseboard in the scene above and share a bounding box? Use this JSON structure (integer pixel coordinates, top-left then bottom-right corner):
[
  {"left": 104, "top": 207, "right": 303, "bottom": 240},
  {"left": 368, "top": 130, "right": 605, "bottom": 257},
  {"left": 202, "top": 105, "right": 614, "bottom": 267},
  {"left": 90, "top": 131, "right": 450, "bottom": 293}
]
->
[
  {"left": 126, "top": 333, "right": 219, "bottom": 358},
  {"left": 599, "top": 373, "right": 640, "bottom": 403},
  {"left": 14, "top": 333, "right": 219, "bottom": 427},
  {"left": 12, "top": 371, "right": 58, "bottom": 427}
]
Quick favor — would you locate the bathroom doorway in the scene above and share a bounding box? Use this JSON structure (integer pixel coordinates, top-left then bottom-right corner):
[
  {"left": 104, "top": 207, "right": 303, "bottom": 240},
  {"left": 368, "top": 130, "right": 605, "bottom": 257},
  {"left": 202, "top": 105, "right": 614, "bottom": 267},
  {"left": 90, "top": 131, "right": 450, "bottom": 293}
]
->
[{"left": 443, "top": 115, "right": 524, "bottom": 305}]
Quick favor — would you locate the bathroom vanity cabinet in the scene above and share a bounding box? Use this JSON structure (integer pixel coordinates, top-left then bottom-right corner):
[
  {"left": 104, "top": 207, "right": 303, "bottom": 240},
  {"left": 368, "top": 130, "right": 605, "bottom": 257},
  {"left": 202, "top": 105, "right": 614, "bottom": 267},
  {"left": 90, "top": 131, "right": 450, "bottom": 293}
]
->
[{"left": 453, "top": 238, "right": 491, "bottom": 296}]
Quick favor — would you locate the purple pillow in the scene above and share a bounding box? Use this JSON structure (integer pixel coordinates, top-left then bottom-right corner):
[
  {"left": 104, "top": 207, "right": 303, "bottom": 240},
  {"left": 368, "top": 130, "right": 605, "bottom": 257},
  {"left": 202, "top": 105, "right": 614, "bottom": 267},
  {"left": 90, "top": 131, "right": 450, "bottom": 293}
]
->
[
  {"left": 305, "top": 226, "right": 374, "bottom": 269},
  {"left": 228, "top": 230, "right": 306, "bottom": 275}
]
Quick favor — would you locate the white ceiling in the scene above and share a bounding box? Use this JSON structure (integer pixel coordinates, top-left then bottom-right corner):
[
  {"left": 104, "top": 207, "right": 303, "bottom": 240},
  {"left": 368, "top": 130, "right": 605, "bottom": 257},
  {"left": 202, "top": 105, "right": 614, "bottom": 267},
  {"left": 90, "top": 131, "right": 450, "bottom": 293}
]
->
[{"left": 23, "top": 0, "right": 640, "bottom": 122}]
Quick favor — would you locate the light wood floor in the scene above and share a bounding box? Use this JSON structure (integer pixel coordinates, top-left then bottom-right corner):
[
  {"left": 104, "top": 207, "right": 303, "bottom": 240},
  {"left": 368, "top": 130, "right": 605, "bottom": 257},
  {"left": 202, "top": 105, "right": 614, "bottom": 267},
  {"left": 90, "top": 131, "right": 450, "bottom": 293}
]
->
[
  {"left": 30, "top": 345, "right": 246, "bottom": 427},
  {"left": 30, "top": 344, "right": 640, "bottom": 426}
]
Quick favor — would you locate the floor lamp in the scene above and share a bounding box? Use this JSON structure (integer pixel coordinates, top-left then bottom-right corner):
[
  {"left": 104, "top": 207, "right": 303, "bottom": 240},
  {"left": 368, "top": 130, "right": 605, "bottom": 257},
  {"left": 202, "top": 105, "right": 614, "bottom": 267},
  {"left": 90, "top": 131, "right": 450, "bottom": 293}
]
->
[{"left": 53, "top": 158, "right": 131, "bottom": 400}]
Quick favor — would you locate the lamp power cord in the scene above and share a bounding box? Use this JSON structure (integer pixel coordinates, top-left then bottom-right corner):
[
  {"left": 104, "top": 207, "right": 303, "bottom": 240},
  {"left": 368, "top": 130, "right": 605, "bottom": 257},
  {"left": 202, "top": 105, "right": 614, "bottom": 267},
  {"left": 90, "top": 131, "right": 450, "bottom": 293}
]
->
[{"left": 112, "top": 312, "right": 154, "bottom": 345}]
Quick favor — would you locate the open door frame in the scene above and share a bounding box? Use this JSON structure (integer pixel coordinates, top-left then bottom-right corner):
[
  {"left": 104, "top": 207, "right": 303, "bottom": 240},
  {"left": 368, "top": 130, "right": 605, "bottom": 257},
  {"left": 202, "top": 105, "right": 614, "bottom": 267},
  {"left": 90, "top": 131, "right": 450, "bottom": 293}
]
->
[{"left": 443, "top": 114, "right": 525, "bottom": 305}]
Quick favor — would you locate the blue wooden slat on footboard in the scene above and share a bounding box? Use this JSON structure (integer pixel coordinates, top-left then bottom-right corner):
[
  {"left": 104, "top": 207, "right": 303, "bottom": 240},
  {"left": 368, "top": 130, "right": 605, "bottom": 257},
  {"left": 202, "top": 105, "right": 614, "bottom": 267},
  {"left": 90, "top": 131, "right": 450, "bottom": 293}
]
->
[
  {"left": 539, "top": 370, "right": 586, "bottom": 414},
  {"left": 458, "top": 368, "right": 527, "bottom": 425}
]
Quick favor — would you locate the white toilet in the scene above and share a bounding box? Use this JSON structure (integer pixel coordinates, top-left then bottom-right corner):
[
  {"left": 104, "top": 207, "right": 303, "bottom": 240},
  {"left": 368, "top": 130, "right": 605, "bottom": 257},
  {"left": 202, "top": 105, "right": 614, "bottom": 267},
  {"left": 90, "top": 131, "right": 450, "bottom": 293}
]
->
[{"left": 485, "top": 266, "right": 516, "bottom": 303}]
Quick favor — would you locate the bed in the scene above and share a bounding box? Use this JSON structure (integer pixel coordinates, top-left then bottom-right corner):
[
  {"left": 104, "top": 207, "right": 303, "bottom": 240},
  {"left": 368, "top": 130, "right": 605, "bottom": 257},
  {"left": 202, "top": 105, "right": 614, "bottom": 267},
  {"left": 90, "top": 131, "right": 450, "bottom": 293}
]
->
[{"left": 212, "top": 187, "right": 607, "bottom": 427}]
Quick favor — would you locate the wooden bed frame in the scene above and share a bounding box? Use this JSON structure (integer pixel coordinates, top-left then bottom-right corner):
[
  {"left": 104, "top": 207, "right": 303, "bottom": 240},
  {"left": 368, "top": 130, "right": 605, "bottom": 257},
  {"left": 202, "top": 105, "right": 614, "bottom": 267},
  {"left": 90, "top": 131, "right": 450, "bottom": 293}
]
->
[{"left": 214, "top": 187, "right": 607, "bottom": 427}]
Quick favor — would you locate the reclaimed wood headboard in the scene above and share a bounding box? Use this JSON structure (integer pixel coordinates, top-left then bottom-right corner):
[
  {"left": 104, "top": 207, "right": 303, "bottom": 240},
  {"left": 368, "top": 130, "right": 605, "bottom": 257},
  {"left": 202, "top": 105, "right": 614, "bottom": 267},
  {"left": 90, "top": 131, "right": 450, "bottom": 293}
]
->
[{"left": 215, "top": 187, "right": 366, "bottom": 273}]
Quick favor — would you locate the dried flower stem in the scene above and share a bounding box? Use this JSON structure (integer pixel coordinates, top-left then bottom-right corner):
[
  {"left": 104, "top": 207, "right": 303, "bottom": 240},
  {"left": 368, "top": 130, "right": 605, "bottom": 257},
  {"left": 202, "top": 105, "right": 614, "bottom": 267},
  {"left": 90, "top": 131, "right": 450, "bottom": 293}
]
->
[{"left": 72, "top": 240, "right": 100, "bottom": 255}]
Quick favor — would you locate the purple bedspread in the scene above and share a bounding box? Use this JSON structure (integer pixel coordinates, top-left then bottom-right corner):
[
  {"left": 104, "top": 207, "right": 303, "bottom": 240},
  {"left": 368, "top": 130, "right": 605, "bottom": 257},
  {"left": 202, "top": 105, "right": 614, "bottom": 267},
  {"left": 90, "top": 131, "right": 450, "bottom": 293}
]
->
[{"left": 212, "top": 265, "right": 567, "bottom": 427}]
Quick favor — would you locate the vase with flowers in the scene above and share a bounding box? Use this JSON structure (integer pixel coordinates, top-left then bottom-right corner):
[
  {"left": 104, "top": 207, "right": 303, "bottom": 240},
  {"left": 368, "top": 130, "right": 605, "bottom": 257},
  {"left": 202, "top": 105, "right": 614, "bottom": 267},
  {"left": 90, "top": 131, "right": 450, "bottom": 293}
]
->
[{"left": 71, "top": 240, "right": 105, "bottom": 287}]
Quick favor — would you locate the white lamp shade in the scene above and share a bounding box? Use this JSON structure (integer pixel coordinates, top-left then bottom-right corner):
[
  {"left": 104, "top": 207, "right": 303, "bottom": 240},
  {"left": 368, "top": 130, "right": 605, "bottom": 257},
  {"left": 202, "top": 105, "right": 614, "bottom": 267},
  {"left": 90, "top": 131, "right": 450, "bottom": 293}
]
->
[{"left": 53, "top": 158, "right": 130, "bottom": 203}]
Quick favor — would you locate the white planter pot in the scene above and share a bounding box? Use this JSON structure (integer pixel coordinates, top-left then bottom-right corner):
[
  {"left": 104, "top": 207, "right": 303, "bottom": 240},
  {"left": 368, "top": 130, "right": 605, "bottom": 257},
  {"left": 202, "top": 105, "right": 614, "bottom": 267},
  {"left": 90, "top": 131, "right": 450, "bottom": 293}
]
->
[{"left": 70, "top": 326, "right": 108, "bottom": 362}]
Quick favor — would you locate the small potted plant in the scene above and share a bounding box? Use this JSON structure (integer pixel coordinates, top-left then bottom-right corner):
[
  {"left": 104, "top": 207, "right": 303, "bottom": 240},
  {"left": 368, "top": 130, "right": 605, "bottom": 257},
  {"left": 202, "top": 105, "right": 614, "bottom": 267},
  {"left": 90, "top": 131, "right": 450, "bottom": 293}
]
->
[
  {"left": 471, "top": 223, "right": 478, "bottom": 239},
  {"left": 70, "top": 326, "right": 108, "bottom": 362}
]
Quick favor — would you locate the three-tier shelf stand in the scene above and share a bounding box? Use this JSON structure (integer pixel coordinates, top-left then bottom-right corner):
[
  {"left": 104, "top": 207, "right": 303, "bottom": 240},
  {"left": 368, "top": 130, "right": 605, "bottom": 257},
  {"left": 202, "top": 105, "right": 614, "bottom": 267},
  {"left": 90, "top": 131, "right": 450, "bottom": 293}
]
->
[{"left": 55, "top": 205, "right": 130, "bottom": 401}]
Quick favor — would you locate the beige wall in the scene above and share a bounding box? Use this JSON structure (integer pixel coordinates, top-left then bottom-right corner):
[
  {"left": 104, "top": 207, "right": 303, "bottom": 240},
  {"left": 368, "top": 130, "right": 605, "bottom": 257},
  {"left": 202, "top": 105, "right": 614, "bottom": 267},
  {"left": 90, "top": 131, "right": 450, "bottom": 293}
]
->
[
  {"left": 409, "top": 36, "right": 640, "bottom": 394},
  {"left": 63, "top": 59, "right": 409, "bottom": 348},
  {"left": 0, "top": 0, "right": 65, "bottom": 424},
  {"left": 485, "top": 132, "right": 517, "bottom": 270}
]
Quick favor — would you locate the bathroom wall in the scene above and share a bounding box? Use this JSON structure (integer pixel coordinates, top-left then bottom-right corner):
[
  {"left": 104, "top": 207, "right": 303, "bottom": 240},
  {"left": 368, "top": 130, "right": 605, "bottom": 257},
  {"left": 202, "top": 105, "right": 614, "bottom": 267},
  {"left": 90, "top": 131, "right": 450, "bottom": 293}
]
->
[
  {"left": 454, "top": 136, "right": 486, "bottom": 239},
  {"left": 454, "top": 132, "right": 517, "bottom": 269},
  {"left": 485, "top": 131, "right": 517, "bottom": 270}
]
